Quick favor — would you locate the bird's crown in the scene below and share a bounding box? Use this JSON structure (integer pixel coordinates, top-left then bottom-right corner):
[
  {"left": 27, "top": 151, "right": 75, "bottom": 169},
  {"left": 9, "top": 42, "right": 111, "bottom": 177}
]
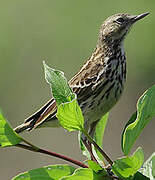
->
[{"left": 99, "top": 12, "right": 149, "bottom": 44}]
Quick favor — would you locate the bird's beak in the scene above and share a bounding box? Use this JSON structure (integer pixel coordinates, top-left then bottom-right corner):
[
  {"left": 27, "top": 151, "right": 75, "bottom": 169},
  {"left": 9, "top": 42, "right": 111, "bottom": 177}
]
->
[{"left": 131, "top": 12, "right": 150, "bottom": 23}]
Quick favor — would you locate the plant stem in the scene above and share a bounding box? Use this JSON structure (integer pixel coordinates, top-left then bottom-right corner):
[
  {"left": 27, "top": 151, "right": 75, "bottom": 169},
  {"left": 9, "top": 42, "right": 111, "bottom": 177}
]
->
[
  {"left": 82, "top": 128, "right": 113, "bottom": 166},
  {"left": 16, "top": 143, "right": 88, "bottom": 168},
  {"left": 21, "top": 138, "right": 39, "bottom": 151}
]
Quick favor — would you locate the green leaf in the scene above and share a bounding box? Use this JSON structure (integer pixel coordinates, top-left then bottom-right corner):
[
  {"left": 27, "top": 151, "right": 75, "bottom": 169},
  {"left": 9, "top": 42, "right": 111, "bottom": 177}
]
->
[
  {"left": 12, "top": 164, "right": 75, "bottom": 180},
  {"left": 43, "top": 61, "right": 72, "bottom": 105},
  {"left": 56, "top": 94, "right": 84, "bottom": 131},
  {"left": 0, "top": 111, "right": 22, "bottom": 147},
  {"left": 121, "top": 112, "right": 137, "bottom": 152},
  {"left": 139, "top": 152, "right": 155, "bottom": 179},
  {"left": 122, "top": 85, "right": 155, "bottom": 155},
  {"left": 61, "top": 168, "right": 93, "bottom": 180},
  {"left": 133, "top": 172, "right": 150, "bottom": 180},
  {"left": 87, "top": 160, "right": 103, "bottom": 172},
  {"left": 94, "top": 113, "right": 109, "bottom": 159},
  {"left": 60, "top": 168, "right": 110, "bottom": 180},
  {"left": 112, "top": 147, "right": 144, "bottom": 179}
]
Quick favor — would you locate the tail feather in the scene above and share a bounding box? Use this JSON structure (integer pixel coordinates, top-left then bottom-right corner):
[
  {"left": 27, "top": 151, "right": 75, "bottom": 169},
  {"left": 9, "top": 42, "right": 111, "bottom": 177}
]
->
[
  {"left": 14, "top": 122, "right": 33, "bottom": 133},
  {"left": 14, "top": 98, "right": 57, "bottom": 133}
]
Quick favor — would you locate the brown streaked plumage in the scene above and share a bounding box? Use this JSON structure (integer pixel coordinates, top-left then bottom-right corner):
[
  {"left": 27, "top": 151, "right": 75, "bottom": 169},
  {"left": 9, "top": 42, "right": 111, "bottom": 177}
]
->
[{"left": 14, "top": 13, "right": 149, "bottom": 140}]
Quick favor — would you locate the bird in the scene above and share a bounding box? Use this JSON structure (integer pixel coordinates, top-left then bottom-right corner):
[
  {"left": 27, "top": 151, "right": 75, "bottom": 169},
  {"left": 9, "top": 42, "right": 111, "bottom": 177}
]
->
[{"left": 14, "top": 12, "right": 149, "bottom": 158}]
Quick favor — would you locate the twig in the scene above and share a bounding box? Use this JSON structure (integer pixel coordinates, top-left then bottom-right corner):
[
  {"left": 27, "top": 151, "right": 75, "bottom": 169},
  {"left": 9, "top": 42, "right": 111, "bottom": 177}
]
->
[
  {"left": 82, "top": 129, "right": 113, "bottom": 166},
  {"left": 16, "top": 143, "right": 88, "bottom": 168}
]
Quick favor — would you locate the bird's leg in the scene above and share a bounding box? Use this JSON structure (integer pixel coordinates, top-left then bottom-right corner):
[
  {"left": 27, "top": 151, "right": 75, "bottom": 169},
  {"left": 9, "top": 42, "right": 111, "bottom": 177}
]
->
[
  {"left": 86, "top": 120, "right": 100, "bottom": 161},
  {"left": 87, "top": 140, "right": 98, "bottom": 162},
  {"left": 81, "top": 119, "right": 99, "bottom": 162},
  {"left": 81, "top": 135, "right": 98, "bottom": 162}
]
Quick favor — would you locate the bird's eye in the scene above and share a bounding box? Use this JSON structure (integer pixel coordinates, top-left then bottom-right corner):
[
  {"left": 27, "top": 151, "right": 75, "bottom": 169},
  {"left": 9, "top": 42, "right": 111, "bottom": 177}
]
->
[{"left": 116, "top": 17, "right": 125, "bottom": 24}]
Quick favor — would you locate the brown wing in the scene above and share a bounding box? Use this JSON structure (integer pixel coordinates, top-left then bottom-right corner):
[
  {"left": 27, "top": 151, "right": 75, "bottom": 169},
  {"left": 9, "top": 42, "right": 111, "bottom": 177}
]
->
[
  {"left": 69, "top": 53, "right": 105, "bottom": 104},
  {"left": 14, "top": 98, "right": 57, "bottom": 133},
  {"left": 14, "top": 48, "right": 105, "bottom": 133}
]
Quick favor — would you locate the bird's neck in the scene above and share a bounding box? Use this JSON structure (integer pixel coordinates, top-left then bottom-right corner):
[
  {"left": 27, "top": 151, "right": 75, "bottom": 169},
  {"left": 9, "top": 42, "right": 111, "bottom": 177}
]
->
[{"left": 98, "top": 37, "right": 125, "bottom": 57}]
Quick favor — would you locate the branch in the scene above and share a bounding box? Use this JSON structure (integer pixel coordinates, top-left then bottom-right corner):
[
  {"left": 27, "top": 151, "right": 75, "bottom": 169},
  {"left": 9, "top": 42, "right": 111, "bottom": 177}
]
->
[{"left": 15, "top": 143, "right": 88, "bottom": 168}]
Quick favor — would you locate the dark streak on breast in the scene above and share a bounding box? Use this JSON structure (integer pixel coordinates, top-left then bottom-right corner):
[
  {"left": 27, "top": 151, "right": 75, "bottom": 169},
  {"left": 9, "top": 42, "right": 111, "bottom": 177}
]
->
[
  {"left": 88, "top": 100, "right": 95, "bottom": 108},
  {"left": 105, "top": 82, "right": 115, "bottom": 94},
  {"left": 116, "top": 60, "right": 119, "bottom": 70},
  {"left": 101, "top": 93, "right": 105, "bottom": 100},
  {"left": 115, "top": 86, "right": 119, "bottom": 99},
  {"left": 80, "top": 102, "right": 88, "bottom": 110},
  {"left": 93, "top": 79, "right": 109, "bottom": 99},
  {"left": 118, "top": 75, "right": 122, "bottom": 86},
  {"left": 110, "top": 70, "right": 115, "bottom": 78},
  {"left": 105, "top": 92, "right": 110, "bottom": 99}
]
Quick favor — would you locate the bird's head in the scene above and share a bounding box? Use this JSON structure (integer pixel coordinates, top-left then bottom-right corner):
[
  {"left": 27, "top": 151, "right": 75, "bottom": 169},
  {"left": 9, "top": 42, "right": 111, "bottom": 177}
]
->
[{"left": 99, "top": 12, "right": 149, "bottom": 45}]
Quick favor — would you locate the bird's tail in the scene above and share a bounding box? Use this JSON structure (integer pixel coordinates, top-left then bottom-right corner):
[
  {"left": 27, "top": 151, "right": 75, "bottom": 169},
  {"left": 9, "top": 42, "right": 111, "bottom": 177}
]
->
[
  {"left": 14, "top": 122, "right": 33, "bottom": 133},
  {"left": 14, "top": 98, "right": 57, "bottom": 134}
]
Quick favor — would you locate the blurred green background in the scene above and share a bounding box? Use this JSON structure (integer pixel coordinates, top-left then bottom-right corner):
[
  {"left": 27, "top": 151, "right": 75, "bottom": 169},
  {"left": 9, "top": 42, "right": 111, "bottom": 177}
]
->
[{"left": 0, "top": 0, "right": 155, "bottom": 179}]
